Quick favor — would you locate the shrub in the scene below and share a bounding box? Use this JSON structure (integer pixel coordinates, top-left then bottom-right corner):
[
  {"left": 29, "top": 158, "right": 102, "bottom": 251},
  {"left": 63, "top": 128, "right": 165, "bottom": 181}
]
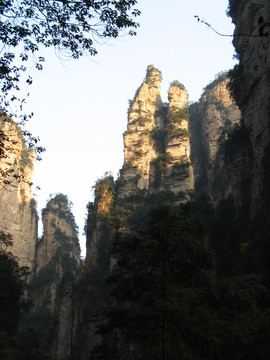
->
[
  {"left": 150, "top": 127, "right": 167, "bottom": 152},
  {"left": 227, "top": 64, "right": 245, "bottom": 101},
  {"left": 165, "top": 123, "right": 190, "bottom": 138},
  {"left": 170, "top": 80, "right": 186, "bottom": 90},
  {"left": 168, "top": 107, "right": 190, "bottom": 123},
  {"left": 204, "top": 71, "right": 228, "bottom": 92},
  {"left": 151, "top": 153, "right": 173, "bottom": 187}
]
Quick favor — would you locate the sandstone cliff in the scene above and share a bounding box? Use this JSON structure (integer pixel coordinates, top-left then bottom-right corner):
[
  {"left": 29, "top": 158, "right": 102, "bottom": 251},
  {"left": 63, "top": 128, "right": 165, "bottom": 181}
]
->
[
  {"left": 228, "top": 0, "right": 270, "bottom": 216},
  {"left": 0, "top": 113, "right": 37, "bottom": 270},
  {"left": 36, "top": 193, "right": 81, "bottom": 273},
  {"left": 190, "top": 74, "right": 242, "bottom": 206},
  {"left": 78, "top": 68, "right": 197, "bottom": 359},
  {"left": 25, "top": 194, "right": 81, "bottom": 360},
  {"left": 85, "top": 175, "right": 115, "bottom": 270},
  {"left": 79, "top": 175, "right": 118, "bottom": 359},
  {"left": 118, "top": 65, "right": 194, "bottom": 201}
]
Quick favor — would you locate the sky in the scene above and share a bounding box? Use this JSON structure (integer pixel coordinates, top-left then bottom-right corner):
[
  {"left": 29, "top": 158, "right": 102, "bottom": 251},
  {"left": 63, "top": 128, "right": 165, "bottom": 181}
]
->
[{"left": 21, "top": 0, "right": 237, "bottom": 257}]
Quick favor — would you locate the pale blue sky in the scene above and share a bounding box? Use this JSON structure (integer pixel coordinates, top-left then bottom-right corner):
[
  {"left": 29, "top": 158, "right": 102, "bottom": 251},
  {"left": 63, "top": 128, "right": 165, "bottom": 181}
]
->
[{"left": 23, "top": 0, "right": 237, "bottom": 256}]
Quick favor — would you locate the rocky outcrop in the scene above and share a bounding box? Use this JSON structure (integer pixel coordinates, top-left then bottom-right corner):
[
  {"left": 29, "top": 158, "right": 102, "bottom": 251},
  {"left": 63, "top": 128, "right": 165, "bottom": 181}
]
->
[
  {"left": 0, "top": 113, "right": 37, "bottom": 270},
  {"left": 118, "top": 66, "right": 194, "bottom": 201}
]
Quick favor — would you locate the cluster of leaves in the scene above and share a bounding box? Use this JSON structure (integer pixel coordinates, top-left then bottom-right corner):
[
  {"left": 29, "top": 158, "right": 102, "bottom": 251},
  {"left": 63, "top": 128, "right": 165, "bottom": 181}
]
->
[
  {"left": 0, "top": 0, "right": 140, "bottom": 164},
  {"left": 0, "top": 0, "right": 140, "bottom": 113}
]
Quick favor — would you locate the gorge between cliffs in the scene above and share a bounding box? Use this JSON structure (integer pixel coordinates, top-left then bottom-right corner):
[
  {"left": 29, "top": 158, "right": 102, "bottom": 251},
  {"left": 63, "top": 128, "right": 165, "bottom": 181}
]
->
[{"left": 1, "top": 0, "right": 270, "bottom": 359}]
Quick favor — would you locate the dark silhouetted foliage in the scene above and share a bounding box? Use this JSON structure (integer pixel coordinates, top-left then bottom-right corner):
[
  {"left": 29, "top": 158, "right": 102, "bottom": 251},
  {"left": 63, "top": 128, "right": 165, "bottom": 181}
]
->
[{"left": 0, "top": 232, "right": 29, "bottom": 359}]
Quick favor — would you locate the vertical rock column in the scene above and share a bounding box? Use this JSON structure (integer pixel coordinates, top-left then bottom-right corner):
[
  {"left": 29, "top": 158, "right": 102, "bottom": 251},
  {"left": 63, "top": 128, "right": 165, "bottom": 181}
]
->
[
  {"left": 162, "top": 83, "right": 194, "bottom": 195},
  {"left": 29, "top": 194, "right": 81, "bottom": 360},
  {"left": 85, "top": 175, "right": 115, "bottom": 270},
  {"left": 118, "top": 65, "right": 163, "bottom": 198},
  {"left": 118, "top": 66, "right": 195, "bottom": 201},
  {"left": 0, "top": 114, "right": 37, "bottom": 271}
]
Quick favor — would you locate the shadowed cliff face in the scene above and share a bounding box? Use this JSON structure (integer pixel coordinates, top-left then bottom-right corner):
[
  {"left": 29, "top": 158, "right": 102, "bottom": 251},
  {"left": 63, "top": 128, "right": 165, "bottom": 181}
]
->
[
  {"left": 0, "top": 113, "right": 37, "bottom": 270},
  {"left": 190, "top": 75, "right": 244, "bottom": 207},
  {"left": 229, "top": 0, "right": 270, "bottom": 216},
  {"left": 22, "top": 194, "right": 81, "bottom": 360},
  {"left": 118, "top": 65, "right": 194, "bottom": 201}
]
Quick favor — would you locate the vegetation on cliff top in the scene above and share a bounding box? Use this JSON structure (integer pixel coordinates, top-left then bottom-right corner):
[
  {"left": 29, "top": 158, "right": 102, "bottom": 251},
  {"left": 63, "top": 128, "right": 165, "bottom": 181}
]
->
[
  {"left": 170, "top": 80, "right": 186, "bottom": 90},
  {"left": 42, "top": 193, "right": 79, "bottom": 235}
]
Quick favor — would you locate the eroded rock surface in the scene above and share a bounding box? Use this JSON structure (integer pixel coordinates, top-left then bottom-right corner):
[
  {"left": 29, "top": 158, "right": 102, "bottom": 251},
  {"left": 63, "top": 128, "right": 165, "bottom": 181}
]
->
[
  {"left": 0, "top": 114, "right": 37, "bottom": 270},
  {"left": 118, "top": 66, "right": 194, "bottom": 201}
]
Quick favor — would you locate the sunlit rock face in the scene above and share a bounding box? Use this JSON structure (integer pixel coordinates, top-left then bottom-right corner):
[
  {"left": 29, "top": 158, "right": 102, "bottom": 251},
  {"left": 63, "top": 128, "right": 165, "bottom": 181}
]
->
[
  {"left": 228, "top": 0, "right": 270, "bottom": 216},
  {"left": 190, "top": 76, "right": 242, "bottom": 206},
  {"left": 0, "top": 113, "right": 37, "bottom": 270},
  {"left": 117, "top": 65, "right": 194, "bottom": 201},
  {"left": 85, "top": 175, "right": 115, "bottom": 270}
]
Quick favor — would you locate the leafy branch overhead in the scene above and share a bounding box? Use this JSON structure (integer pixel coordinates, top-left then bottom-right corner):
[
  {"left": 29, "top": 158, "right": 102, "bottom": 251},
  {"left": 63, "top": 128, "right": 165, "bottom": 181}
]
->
[
  {"left": 0, "top": 0, "right": 140, "bottom": 116},
  {"left": 0, "top": 0, "right": 140, "bottom": 162}
]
